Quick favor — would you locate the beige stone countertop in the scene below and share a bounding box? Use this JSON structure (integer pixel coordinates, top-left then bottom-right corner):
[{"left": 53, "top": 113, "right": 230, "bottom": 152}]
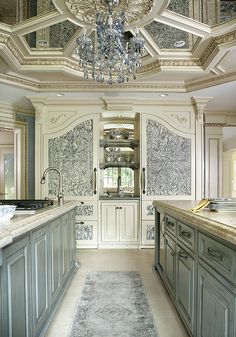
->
[
  {"left": 0, "top": 201, "right": 77, "bottom": 249},
  {"left": 153, "top": 200, "right": 236, "bottom": 246}
]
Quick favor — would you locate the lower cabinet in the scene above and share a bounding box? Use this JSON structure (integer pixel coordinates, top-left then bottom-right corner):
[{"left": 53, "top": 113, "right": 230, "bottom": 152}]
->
[
  {"left": 165, "top": 233, "right": 176, "bottom": 298},
  {"left": 176, "top": 246, "right": 195, "bottom": 334},
  {"left": 197, "top": 264, "right": 236, "bottom": 337},
  {"left": 1, "top": 209, "right": 76, "bottom": 337},
  {"left": 31, "top": 225, "right": 49, "bottom": 337},
  {"left": 164, "top": 233, "right": 195, "bottom": 334},
  {"left": 156, "top": 210, "right": 236, "bottom": 337},
  {"left": 100, "top": 201, "right": 138, "bottom": 246},
  {"left": 2, "top": 236, "right": 31, "bottom": 337}
]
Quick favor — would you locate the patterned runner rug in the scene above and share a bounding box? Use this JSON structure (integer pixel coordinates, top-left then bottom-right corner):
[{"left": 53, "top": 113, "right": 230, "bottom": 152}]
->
[{"left": 69, "top": 271, "right": 159, "bottom": 337}]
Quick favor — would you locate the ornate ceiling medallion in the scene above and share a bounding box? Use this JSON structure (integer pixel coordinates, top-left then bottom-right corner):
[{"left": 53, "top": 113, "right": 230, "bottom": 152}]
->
[{"left": 65, "top": 0, "right": 154, "bottom": 26}]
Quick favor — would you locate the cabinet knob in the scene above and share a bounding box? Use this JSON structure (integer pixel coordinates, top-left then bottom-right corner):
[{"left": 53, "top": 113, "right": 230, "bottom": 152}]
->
[
  {"left": 80, "top": 201, "right": 84, "bottom": 205},
  {"left": 207, "top": 247, "right": 224, "bottom": 261},
  {"left": 178, "top": 251, "right": 189, "bottom": 260}
]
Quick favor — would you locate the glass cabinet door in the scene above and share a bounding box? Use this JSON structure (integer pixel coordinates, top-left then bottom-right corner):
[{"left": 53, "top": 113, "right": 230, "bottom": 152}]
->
[{"left": 0, "top": 147, "right": 15, "bottom": 199}]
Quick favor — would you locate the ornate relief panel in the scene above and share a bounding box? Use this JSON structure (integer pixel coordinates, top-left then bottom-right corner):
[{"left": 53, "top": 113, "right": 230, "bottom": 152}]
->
[
  {"left": 146, "top": 119, "right": 191, "bottom": 196},
  {"left": 76, "top": 223, "right": 94, "bottom": 240},
  {"left": 48, "top": 119, "right": 93, "bottom": 196},
  {"left": 141, "top": 221, "right": 155, "bottom": 246}
]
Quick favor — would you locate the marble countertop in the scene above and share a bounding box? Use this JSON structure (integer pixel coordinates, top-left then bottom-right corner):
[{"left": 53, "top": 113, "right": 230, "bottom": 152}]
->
[
  {"left": 0, "top": 201, "right": 77, "bottom": 249},
  {"left": 153, "top": 200, "right": 236, "bottom": 246}
]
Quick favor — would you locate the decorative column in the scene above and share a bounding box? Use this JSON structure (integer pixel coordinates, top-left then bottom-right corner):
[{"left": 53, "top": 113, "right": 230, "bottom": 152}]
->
[
  {"left": 204, "top": 123, "right": 224, "bottom": 198},
  {"left": 191, "top": 97, "right": 211, "bottom": 199},
  {"left": 32, "top": 101, "right": 45, "bottom": 199}
]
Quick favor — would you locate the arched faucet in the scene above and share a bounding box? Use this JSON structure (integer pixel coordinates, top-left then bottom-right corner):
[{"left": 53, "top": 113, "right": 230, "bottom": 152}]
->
[{"left": 40, "top": 167, "right": 64, "bottom": 206}]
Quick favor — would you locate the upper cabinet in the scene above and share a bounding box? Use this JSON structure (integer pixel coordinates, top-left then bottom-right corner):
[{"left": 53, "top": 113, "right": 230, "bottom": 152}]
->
[
  {"left": 141, "top": 113, "right": 196, "bottom": 200},
  {"left": 99, "top": 120, "right": 140, "bottom": 197}
]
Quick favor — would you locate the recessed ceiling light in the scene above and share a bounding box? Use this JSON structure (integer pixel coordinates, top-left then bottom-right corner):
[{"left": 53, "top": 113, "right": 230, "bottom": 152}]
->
[
  {"left": 174, "top": 40, "right": 186, "bottom": 48},
  {"left": 159, "top": 93, "right": 168, "bottom": 97},
  {"left": 56, "top": 93, "right": 64, "bottom": 97}
]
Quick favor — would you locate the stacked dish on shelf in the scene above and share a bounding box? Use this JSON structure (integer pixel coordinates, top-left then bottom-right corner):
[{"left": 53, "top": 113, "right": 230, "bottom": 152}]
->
[{"left": 208, "top": 198, "right": 236, "bottom": 212}]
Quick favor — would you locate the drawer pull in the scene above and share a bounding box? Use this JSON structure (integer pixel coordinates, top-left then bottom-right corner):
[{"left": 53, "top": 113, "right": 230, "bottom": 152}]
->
[
  {"left": 171, "top": 251, "right": 176, "bottom": 256},
  {"left": 167, "top": 220, "right": 175, "bottom": 227},
  {"left": 80, "top": 201, "right": 84, "bottom": 205},
  {"left": 178, "top": 251, "right": 189, "bottom": 260},
  {"left": 181, "top": 231, "right": 191, "bottom": 239},
  {"left": 78, "top": 221, "right": 85, "bottom": 224},
  {"left": 207, "top": 247, "right": 224, "bottom": 261}
]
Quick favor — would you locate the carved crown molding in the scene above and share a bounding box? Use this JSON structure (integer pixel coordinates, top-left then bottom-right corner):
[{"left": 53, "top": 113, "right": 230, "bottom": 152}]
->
[
  {"left": 65, "top": 0, "right": 154, "bottom": 26},
  {"left": 215, "top": 30, "right": 236, "bottom": 46}
]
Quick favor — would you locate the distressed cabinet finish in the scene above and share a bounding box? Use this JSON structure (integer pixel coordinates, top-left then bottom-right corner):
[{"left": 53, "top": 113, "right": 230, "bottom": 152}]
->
[
  {"left": 155, "top": 206, "right": 236, "bottom": 337},
  {"left": 31, "top": 225, "right": 49, "bottom": 337},
  {"left": 197, "top": 264, "right": 236, "bottom": 337},
  {"left": 1, "top": 209, "right": 76, "bottom": 337},
  {"left": 100, "top": 201, "right": 139, "bottom": 247},
  {"left": 165, "top": 233, "right": 176, "bottom": 297},
  {"left": 156, "top": 213, "right": 195, "bottom": 335},
  {"left": 2, "top": 236, "right": 31, "bottom": 337}
]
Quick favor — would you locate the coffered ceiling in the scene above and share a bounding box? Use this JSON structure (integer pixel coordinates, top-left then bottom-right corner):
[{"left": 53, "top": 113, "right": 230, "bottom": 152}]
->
[{"left": 0, "top": 0, "right": 236, "bottom": 112}]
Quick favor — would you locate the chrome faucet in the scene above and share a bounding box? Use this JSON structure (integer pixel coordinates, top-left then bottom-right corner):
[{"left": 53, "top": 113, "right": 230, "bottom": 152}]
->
[
  {"left": 117, "top": 175, "right": 122, "bottom": 197},
  {"left": 40, "top": 167, "right": 64, "bottom": 206}
]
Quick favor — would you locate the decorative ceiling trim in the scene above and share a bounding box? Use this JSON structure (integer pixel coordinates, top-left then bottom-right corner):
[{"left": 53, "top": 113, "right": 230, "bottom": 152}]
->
[
  {"left": 215, "top": 30, "right": 236, "bottom": 46},
  {"left": 65, "top": 0, "right": 154, "bottom": 26}
]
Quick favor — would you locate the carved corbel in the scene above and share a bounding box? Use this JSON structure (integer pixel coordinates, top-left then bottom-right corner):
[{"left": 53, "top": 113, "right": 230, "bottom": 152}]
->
[{"left": 191, "top": 97, "right": 212, "bottom": 124}]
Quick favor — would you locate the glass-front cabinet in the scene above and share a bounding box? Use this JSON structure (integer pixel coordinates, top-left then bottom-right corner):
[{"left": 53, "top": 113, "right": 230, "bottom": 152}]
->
[{"left": 99, "top": 121, "right": 140, "bottom": 198}]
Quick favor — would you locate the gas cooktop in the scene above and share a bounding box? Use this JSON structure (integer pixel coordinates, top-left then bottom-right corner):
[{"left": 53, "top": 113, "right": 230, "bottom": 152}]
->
[{"left": 0, "top": 199, "right": 54, "bottom": 211}]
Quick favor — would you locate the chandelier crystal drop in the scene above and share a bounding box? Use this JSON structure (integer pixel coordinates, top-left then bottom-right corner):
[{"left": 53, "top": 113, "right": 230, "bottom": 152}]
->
[{"left": 76, "top": 0, "right": 145, "bottom": 85}]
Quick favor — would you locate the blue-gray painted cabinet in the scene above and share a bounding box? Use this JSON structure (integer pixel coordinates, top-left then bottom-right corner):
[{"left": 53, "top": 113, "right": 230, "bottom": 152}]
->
[
  {"left": 155, "top": 208, "right": 236, "bottom": 337},
  {"left": 197, "top": 264, "right": 236, "bottom": 337},
  {"left": 31, "top": 224, "right": 49, "bottom": 337},
  {"left": 162, "top": 216, "right": 195, "bottom": 335},
  {"left": 1, "top": 236, "right": 31, "bottom": 337},
  {"left": 1, "top": 209, "right": 76, "bottom": 337}
]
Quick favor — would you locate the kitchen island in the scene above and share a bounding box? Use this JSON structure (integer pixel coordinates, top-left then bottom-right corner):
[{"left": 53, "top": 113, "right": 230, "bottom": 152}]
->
[
  {"left": 0, "top": 201, "right": 77, "bottom": 337},
  {"left": 153, "top": 200, "right": 236, "bottom": 337}
]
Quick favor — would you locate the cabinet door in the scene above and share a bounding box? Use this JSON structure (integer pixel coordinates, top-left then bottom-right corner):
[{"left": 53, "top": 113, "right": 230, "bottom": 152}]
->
[
  {"left": 176, "top": 246, "right": 195, "bottom": 334},
  {"left": 68, "top": 210, "right": 76, "bottom": 269},
  {"left": 47, "top": 116, "right": 98, "bottom": 198},
  {"left": 101, "top": 203, "right": 119, "bottom": 242},
  {"left": 2, "top": 236, "right": 31, "bottom": 337},
  {"left": 31, "top": 225, "right": 49, "bottom": 337},
  {"left": 61, "top": 211, "right": 75, "bottom": 286},
  {"left": 0, "top": 267, "right": 2, "bottom": 337},
  {"left": 197, "top": 265, "right": 236, "bottom": 337},
  {"left": 119, "top": 202, "right": 138, "bottom": 242},
  {"left": 165, "top": 233, "right": 176, "bottom": 298},
  {"left": 141, "top": 114, "right": 193, "bottom": 199},
  {"left": 49, "top": 218, "right": 61, "bottom": 308}
]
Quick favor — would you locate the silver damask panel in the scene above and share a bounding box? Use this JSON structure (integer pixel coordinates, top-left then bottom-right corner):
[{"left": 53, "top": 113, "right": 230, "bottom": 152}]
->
[
  {"left": 76, "top": 224, "right": 93, "bottom": 240},
  {"left": 48, "top": 119, "right": 93, "bottom": 196},
  {"left": 146, "top": 224, "right": 155, "bottom": 240},
  {"left": 146, "top": 204, "right": 155, "bottom": 216},
  {"left": 75, "top": 205, "right": 94, "bottom": 216},
  {"left": 146, "top": 119, "right": 191, "bottom": 196}
]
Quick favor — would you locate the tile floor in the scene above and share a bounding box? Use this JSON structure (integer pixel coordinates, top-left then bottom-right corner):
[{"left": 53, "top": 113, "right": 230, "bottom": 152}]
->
[{"left": 46, "top": 249, "right": 190, "bottom": 337}]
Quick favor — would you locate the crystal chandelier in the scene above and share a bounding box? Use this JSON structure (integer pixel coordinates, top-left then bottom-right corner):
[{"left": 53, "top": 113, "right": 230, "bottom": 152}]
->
[{"left": 76, "top": 0, "right": 145, "bottom": 85}]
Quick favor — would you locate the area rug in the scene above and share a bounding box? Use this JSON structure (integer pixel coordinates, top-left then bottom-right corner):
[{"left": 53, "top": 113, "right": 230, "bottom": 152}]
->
[{"left": 69, "top": 271, "right": 159, "bottom": 337}]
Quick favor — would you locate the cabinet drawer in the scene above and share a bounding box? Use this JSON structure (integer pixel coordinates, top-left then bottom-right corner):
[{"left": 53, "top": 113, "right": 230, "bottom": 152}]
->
[
  {"left": 142, "top": 201, "right": 155, "bottom": 221},
  {"left": 165, "top": 214, "right": 176, "bottom": 236},
  {"left": 198, "top": 232, "right": 236, "bottom": 284},
  {"left": 75, "top": 201, "right": 97, "bottom": 221},
  {"left": 177, "top": 221, "right": 195, "bottom": 252}
]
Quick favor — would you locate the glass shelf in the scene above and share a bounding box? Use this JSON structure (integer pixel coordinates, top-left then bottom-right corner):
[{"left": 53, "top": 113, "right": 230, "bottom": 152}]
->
[
  {"left": 99, "top": 163, "right": 139, "bottom": 169},
  {"left": 99, "top": 139, "right": 139, "bottom": 149}
]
